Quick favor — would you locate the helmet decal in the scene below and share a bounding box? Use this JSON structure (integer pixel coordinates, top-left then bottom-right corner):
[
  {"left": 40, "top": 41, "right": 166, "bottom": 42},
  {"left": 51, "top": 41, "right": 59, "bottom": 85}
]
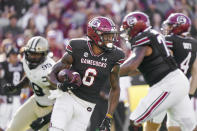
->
[
  {"left": 89, "top": 19, "right": 101, "bottom": 28},
  {"left": 127, "top": 16, "right": 137, "bottom": 26},
  {"left": 177, "top": 16, "right": 186, "bottom": 24}
]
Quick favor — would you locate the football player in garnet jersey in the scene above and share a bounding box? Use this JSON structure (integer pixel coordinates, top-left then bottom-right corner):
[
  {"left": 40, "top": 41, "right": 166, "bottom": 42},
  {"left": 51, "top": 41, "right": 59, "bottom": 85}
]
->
[
  {"left": 146, "top": 13, "right": 197, "bottom": 131},
  {"left": 4, "top": 36, "right": 56, "bottom": 131},
  {"left": 119, "top": 11, "right": 196, "bottom": 131},
  {"left": 47, "top": 16, "right": 125, "bottom": 131}
]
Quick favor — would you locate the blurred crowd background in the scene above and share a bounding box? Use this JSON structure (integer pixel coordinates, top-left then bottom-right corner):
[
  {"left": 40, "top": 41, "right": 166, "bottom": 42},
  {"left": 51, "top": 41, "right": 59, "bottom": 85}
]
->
[
  {"left": 0, "top": 0, "right": 197, "bottom": 131},
  {"left": 1, "top": 0, "right": 197, "bottom": 62}
]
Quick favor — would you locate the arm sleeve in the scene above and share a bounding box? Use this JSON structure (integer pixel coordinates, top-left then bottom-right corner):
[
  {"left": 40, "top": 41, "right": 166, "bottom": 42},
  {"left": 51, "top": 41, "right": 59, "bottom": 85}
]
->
[
  {"left": 130, "top": 33, "right": 151, "bottom": 49},
  {"left": 65, "top": 41, "right": 74, "bottom": 55}
]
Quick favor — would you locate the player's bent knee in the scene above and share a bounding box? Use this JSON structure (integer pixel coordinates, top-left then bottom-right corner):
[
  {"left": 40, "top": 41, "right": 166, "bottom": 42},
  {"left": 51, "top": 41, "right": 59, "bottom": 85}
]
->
[{"left": 49, "top": 127, "right": 64, "bottom": 131}]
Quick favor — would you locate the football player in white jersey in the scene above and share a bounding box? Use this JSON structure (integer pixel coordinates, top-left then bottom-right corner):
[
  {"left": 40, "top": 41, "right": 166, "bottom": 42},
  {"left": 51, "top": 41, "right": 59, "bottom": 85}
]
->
[{"left": 3, "top": 36, "right": 56, "bottom": 131}]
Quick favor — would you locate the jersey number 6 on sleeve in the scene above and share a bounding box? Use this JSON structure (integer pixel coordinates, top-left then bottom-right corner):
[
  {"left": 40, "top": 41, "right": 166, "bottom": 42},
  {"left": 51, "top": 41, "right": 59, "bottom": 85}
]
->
[
  {"left": 82, "top": 68, "right": 97, "bottom": 86},
  {"left": 180, "top": 52, "right": 191, "bottom": 74}
]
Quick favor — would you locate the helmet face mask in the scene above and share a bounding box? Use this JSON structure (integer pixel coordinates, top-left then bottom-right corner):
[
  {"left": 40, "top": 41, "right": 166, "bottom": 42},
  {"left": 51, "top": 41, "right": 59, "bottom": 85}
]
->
[
  {"left": 24, "top": 36, "right": 49, "bottom": 69},
  {"left": 87, "top": 16, "right": 117, "bottom": 51},
  {"left": 161, "top": 21, "right": 173, "bottom": 35},
  {"left": 120, "top": 26, "right": 130, "bottom": 41},
  {"left": 100, "top": 32, "right": 117, "bottom": 51},
  {"left": 25, "top": 51, "right": 45, "bottom": 69}
]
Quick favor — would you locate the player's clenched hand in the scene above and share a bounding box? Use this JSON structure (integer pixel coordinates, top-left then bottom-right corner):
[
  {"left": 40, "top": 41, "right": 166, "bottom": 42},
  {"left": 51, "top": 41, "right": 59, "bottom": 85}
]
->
[
  {"left": 99, "top": 116, "right": 112, "bottom": 131},
  {"left": 57, "top": 72, "right": 82, "bottom": 92},
  {"left": 57, "top": 81, "right": 71, "bottom": 92},
  {"left": 30, "top": 112, "right": 51, "bottom": 130},
  {"left": 2, "top": 83, "right": 17, "bottom": 94}
]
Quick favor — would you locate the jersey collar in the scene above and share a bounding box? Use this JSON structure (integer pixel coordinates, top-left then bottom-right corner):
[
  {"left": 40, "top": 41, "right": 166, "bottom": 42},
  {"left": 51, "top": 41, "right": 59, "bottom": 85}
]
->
[{"left": 87, "top": 41, "right": 104, "bottom": 57}]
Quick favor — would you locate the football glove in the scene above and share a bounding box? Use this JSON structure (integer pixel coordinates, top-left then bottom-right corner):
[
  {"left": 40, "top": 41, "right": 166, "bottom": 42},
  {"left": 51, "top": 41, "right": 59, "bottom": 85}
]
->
[
  {"left": 30, "top": 112, "right": 51, "bottom": 130},
  {"left": 57, "top": 81, "right": 71, "bottom": 92},
  {"left": 128, "top": 124, "right": 143, "bottom": 131},
  {"left": 57, "top": 72, "right": 82, "bottom": 92},
  {"left": 2, "top": 83, "right": 17, "bottom": 94},
  {"left": 99, "top": 117, "right": 112, "bottom": 131}
]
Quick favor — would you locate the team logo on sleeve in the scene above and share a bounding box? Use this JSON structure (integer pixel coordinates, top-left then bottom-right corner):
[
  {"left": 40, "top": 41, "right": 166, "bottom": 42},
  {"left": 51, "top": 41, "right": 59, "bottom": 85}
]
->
[
  {"left": 127, "top": 16, "right": 137, "bottom": 26},
  {"left": 177, "top": 16, "right": 186, "bottom": 24}
]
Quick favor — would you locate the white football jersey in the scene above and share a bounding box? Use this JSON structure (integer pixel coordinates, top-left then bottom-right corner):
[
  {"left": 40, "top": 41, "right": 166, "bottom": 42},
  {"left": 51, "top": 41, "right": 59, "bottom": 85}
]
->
[{"left": 22, "top": 56, "right": 56, "bottom": 106}]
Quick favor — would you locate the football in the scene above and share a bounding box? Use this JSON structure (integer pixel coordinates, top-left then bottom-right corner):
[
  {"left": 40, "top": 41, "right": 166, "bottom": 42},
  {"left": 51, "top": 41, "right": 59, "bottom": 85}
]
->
[{"left": 57, "top": 69, "right": 74, "bottom": 83}]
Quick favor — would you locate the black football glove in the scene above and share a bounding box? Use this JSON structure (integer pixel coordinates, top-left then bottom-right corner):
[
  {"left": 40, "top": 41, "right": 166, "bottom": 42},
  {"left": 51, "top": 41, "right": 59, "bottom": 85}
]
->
[
  {"left": 2, "top": 83, "right": 17, "bottom": 94},
  {"left": 128, "top": 124, "right": 143, "bottom": 131},
  {"left": 57, "top": 72, "right": 82, "bottom": 92},
  {"left": 99, "top": 117, "right": 112, "bottom": 131},
  {"left": 57, "top": 80, "right": 71, "bottom": 92},
  {"left": 30, "top": 112, "right": 51, "bottom": 130}
]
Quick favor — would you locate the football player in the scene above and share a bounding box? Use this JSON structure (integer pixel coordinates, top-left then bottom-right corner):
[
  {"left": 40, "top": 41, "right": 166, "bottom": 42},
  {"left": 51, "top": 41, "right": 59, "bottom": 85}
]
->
[
  {"left": 47, "top": 16, "right": 125, "bottom": 131},
  {"left": 145, "top": 13, "right": 197, "bottom": 131},
  {"left": 0, "top": 47, "right": 24, "bottom": 130},
  {"left": 119, "top": 11, "right": 196, "bottom": 131},
  {"left": 4, "top": 36, "right": 56, "bottom": 131}
]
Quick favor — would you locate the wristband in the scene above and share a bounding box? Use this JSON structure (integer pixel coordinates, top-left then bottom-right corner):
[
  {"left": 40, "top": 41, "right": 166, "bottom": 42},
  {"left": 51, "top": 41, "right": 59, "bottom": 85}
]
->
[{"left": 106, "top": 113, "right": 113, "bottom": 119}]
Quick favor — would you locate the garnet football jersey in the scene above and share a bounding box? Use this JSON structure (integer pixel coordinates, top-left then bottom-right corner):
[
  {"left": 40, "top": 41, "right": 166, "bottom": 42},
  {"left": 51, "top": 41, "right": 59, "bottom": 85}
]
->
[
  {"left": 66, "top": 38, "right": 125, "bottom": 103},
  {"left": 165, "top": 35, "right": 197, "bottom": 78},
  {"left": 129, "top": 29, "right": 177, "bottom": 86}
]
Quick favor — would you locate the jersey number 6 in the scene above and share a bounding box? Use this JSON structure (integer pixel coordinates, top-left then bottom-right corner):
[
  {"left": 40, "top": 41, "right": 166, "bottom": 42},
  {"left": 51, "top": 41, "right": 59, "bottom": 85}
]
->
[{"left": 82, "top": 68, "right": 97, "bottom": 86}]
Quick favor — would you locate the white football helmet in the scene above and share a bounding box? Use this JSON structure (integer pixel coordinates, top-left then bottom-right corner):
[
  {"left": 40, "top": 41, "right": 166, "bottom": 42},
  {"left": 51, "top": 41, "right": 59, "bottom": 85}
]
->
[{"left": 24, "top": 36, "right": 49, "bottom": 69}]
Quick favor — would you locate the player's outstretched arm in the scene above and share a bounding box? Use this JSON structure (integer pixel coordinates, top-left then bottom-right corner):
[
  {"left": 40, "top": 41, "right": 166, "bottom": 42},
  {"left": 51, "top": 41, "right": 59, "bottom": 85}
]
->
[
  {"left": 189, "top": 58, "right": 197, "bottom": 95},
  {"left": 119, "top": 46, "right": 149, "bottom": 77},
  {"left": 108, "top": 65, "right": 121, "bottom": 115},
  {"left": 99, "top": 65, "right": 120, "bottom": 131},
  {"left": 47, "top": 52, "right": 73, "bottom": 89},
  {"left": 3, "top": 75, "right": 29, "bottom": 93}
]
